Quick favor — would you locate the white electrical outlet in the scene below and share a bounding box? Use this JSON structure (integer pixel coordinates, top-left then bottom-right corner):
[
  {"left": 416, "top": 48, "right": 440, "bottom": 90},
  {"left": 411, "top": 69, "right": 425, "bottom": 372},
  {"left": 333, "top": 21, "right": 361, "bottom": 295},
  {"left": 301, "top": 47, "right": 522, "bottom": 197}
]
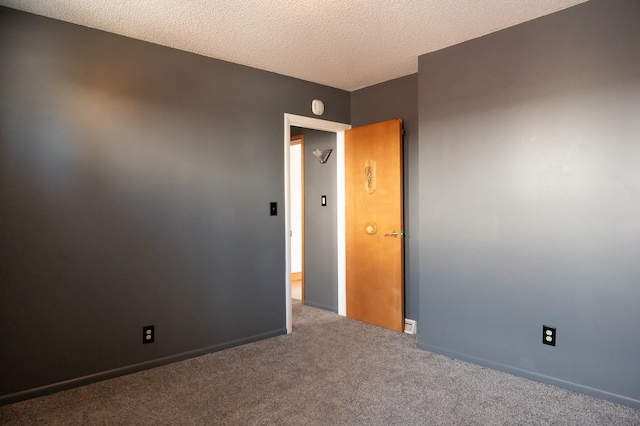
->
[{"left": 543, "top": 325, "right": 555, "bottom": 346}]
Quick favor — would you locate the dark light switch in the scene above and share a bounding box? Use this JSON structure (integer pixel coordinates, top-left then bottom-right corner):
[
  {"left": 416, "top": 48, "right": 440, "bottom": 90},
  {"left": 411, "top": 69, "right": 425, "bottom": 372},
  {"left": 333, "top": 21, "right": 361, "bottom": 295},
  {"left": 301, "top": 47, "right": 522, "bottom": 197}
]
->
[
  {"left": 321, "top": 195, "right": 327, "bottom": 206},
  {"left": 270, "top": 202, "right": 277, "bottom": 216}
]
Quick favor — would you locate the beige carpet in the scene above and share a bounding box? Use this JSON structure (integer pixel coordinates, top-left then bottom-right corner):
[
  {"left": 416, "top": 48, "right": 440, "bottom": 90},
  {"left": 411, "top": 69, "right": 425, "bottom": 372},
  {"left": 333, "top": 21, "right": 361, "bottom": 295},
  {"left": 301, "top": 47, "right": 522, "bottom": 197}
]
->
[{"left": 1, "top": 301, "right": 639, "bottom": 425}]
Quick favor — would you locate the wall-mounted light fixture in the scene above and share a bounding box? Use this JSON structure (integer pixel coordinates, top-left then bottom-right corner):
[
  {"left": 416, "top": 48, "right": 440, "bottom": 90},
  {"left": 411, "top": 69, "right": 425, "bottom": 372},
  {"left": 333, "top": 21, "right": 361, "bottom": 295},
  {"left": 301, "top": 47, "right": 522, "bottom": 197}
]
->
[{"left": 312, "top": 149, "right": 332, "bottom": 164}]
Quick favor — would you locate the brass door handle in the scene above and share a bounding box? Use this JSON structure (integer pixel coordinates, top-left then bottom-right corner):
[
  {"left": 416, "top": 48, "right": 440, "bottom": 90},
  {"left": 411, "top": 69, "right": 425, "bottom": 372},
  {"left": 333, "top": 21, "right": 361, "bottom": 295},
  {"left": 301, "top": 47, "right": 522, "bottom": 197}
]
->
[{"left": 384, "top": 231, "right": 399, "bottom": 237}]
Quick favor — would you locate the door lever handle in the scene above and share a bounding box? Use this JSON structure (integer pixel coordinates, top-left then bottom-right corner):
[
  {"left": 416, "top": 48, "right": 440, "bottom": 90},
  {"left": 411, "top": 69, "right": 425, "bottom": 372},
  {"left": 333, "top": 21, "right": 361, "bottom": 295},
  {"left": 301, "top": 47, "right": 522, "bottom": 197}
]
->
[{"left": 384, "top": 231, "right": 399, "bottom": 238}]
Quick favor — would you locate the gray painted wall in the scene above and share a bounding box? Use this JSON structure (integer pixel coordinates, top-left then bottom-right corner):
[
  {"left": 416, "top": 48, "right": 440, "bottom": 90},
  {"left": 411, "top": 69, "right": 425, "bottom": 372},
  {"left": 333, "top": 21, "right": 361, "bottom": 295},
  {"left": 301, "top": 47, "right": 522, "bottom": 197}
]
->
[
  {"left": 418, "top": 0, "right": 640, "bottom": 407},
  {"left": 3, "top": 0, "right": 638, "bottom": 410},
  {"left": 351, "top": 74, "right": 419, "bottom": 321},
  {"left": 0, "top": 7, "right": 349, "bottom": 402},
  {"left": 301, "top": 129, "right": 338, "bottom": 312}
]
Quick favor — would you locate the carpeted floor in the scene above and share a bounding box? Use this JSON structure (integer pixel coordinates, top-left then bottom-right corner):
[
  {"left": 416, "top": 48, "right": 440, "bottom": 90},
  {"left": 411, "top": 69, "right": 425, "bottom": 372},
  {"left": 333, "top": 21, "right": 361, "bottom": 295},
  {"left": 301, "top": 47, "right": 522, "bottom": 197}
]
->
[{"left": 1, "top": 301, "right": 639, "bottom": 425}]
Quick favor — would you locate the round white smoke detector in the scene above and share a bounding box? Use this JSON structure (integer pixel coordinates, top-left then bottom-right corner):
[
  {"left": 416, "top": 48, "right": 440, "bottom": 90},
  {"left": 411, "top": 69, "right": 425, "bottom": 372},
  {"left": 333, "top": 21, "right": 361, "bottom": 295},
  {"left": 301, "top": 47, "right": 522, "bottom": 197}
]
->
[{"left": 312, "top": 99, "right": 324, "bottom": 116}]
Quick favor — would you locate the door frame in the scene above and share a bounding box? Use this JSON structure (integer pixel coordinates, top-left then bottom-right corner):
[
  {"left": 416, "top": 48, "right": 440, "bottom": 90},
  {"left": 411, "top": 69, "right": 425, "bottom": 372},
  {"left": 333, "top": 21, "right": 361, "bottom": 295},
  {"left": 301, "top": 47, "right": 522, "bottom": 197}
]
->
[{"left": 284, "top": 113, "right": 351, "bottom": 333}]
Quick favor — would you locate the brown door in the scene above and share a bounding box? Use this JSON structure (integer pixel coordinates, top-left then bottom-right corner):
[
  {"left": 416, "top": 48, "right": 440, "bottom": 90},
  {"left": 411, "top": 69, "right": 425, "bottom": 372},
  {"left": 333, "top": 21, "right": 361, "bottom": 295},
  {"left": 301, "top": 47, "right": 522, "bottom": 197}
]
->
[{"left": 345, "top": 119, "right": 404, "bottom": 332}]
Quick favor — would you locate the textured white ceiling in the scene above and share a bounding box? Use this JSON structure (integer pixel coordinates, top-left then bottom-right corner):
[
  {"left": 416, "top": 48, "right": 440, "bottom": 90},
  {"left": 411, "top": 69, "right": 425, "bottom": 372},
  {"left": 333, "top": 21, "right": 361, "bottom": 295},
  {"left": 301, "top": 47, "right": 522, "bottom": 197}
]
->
[{"left": 1, "top": 0, "right": 587, "bottom": 91}]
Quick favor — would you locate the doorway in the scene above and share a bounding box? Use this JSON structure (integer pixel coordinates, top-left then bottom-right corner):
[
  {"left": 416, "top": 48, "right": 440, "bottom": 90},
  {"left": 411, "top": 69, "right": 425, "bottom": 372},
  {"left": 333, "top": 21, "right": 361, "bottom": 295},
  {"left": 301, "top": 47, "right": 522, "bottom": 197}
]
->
[
  {"left": 290, "top": 135, "right": 304, "bottom": 302},
  {"left": 284, "top": 114, "right": 351, "bottom": 333}
]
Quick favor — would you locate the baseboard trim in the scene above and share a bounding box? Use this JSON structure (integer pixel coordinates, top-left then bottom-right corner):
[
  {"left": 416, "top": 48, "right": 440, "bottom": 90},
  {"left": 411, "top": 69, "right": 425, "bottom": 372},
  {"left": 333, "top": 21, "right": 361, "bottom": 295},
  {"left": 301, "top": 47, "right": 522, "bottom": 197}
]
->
[
  {"left": 417, "top": 342, "right": 640, "bottom": 409},
  {"left": 0, "top": 327, "right": 286, "bottom": 406},
  {"left": 304, "top": 300, "right": 338, "bottom": 313}
]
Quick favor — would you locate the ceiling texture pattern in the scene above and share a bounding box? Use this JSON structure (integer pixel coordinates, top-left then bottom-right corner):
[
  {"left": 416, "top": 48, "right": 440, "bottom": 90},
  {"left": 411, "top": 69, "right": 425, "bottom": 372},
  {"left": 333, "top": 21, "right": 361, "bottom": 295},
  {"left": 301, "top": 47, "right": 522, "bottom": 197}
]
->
[{"left": 1, "top": 0, "right": 587, "bottom": 91}]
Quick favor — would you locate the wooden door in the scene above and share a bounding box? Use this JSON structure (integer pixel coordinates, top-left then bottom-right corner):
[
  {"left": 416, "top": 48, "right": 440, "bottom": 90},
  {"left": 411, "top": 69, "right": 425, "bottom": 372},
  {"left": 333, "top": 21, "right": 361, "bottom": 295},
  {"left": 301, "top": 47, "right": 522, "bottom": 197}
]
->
[{"left": 345, "top": 119, "right": 404, "bottom": 332}]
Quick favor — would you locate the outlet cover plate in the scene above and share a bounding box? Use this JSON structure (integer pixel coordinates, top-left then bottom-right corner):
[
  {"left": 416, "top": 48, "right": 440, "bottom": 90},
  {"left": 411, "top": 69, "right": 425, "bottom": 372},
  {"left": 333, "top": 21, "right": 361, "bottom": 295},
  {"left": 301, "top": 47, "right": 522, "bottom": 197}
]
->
[
  {"left": 543, "top": 325, "right": 556, "bottom": 346},
  {"left": 143, "top": 325, "right": 154, "bottom": 344}
]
